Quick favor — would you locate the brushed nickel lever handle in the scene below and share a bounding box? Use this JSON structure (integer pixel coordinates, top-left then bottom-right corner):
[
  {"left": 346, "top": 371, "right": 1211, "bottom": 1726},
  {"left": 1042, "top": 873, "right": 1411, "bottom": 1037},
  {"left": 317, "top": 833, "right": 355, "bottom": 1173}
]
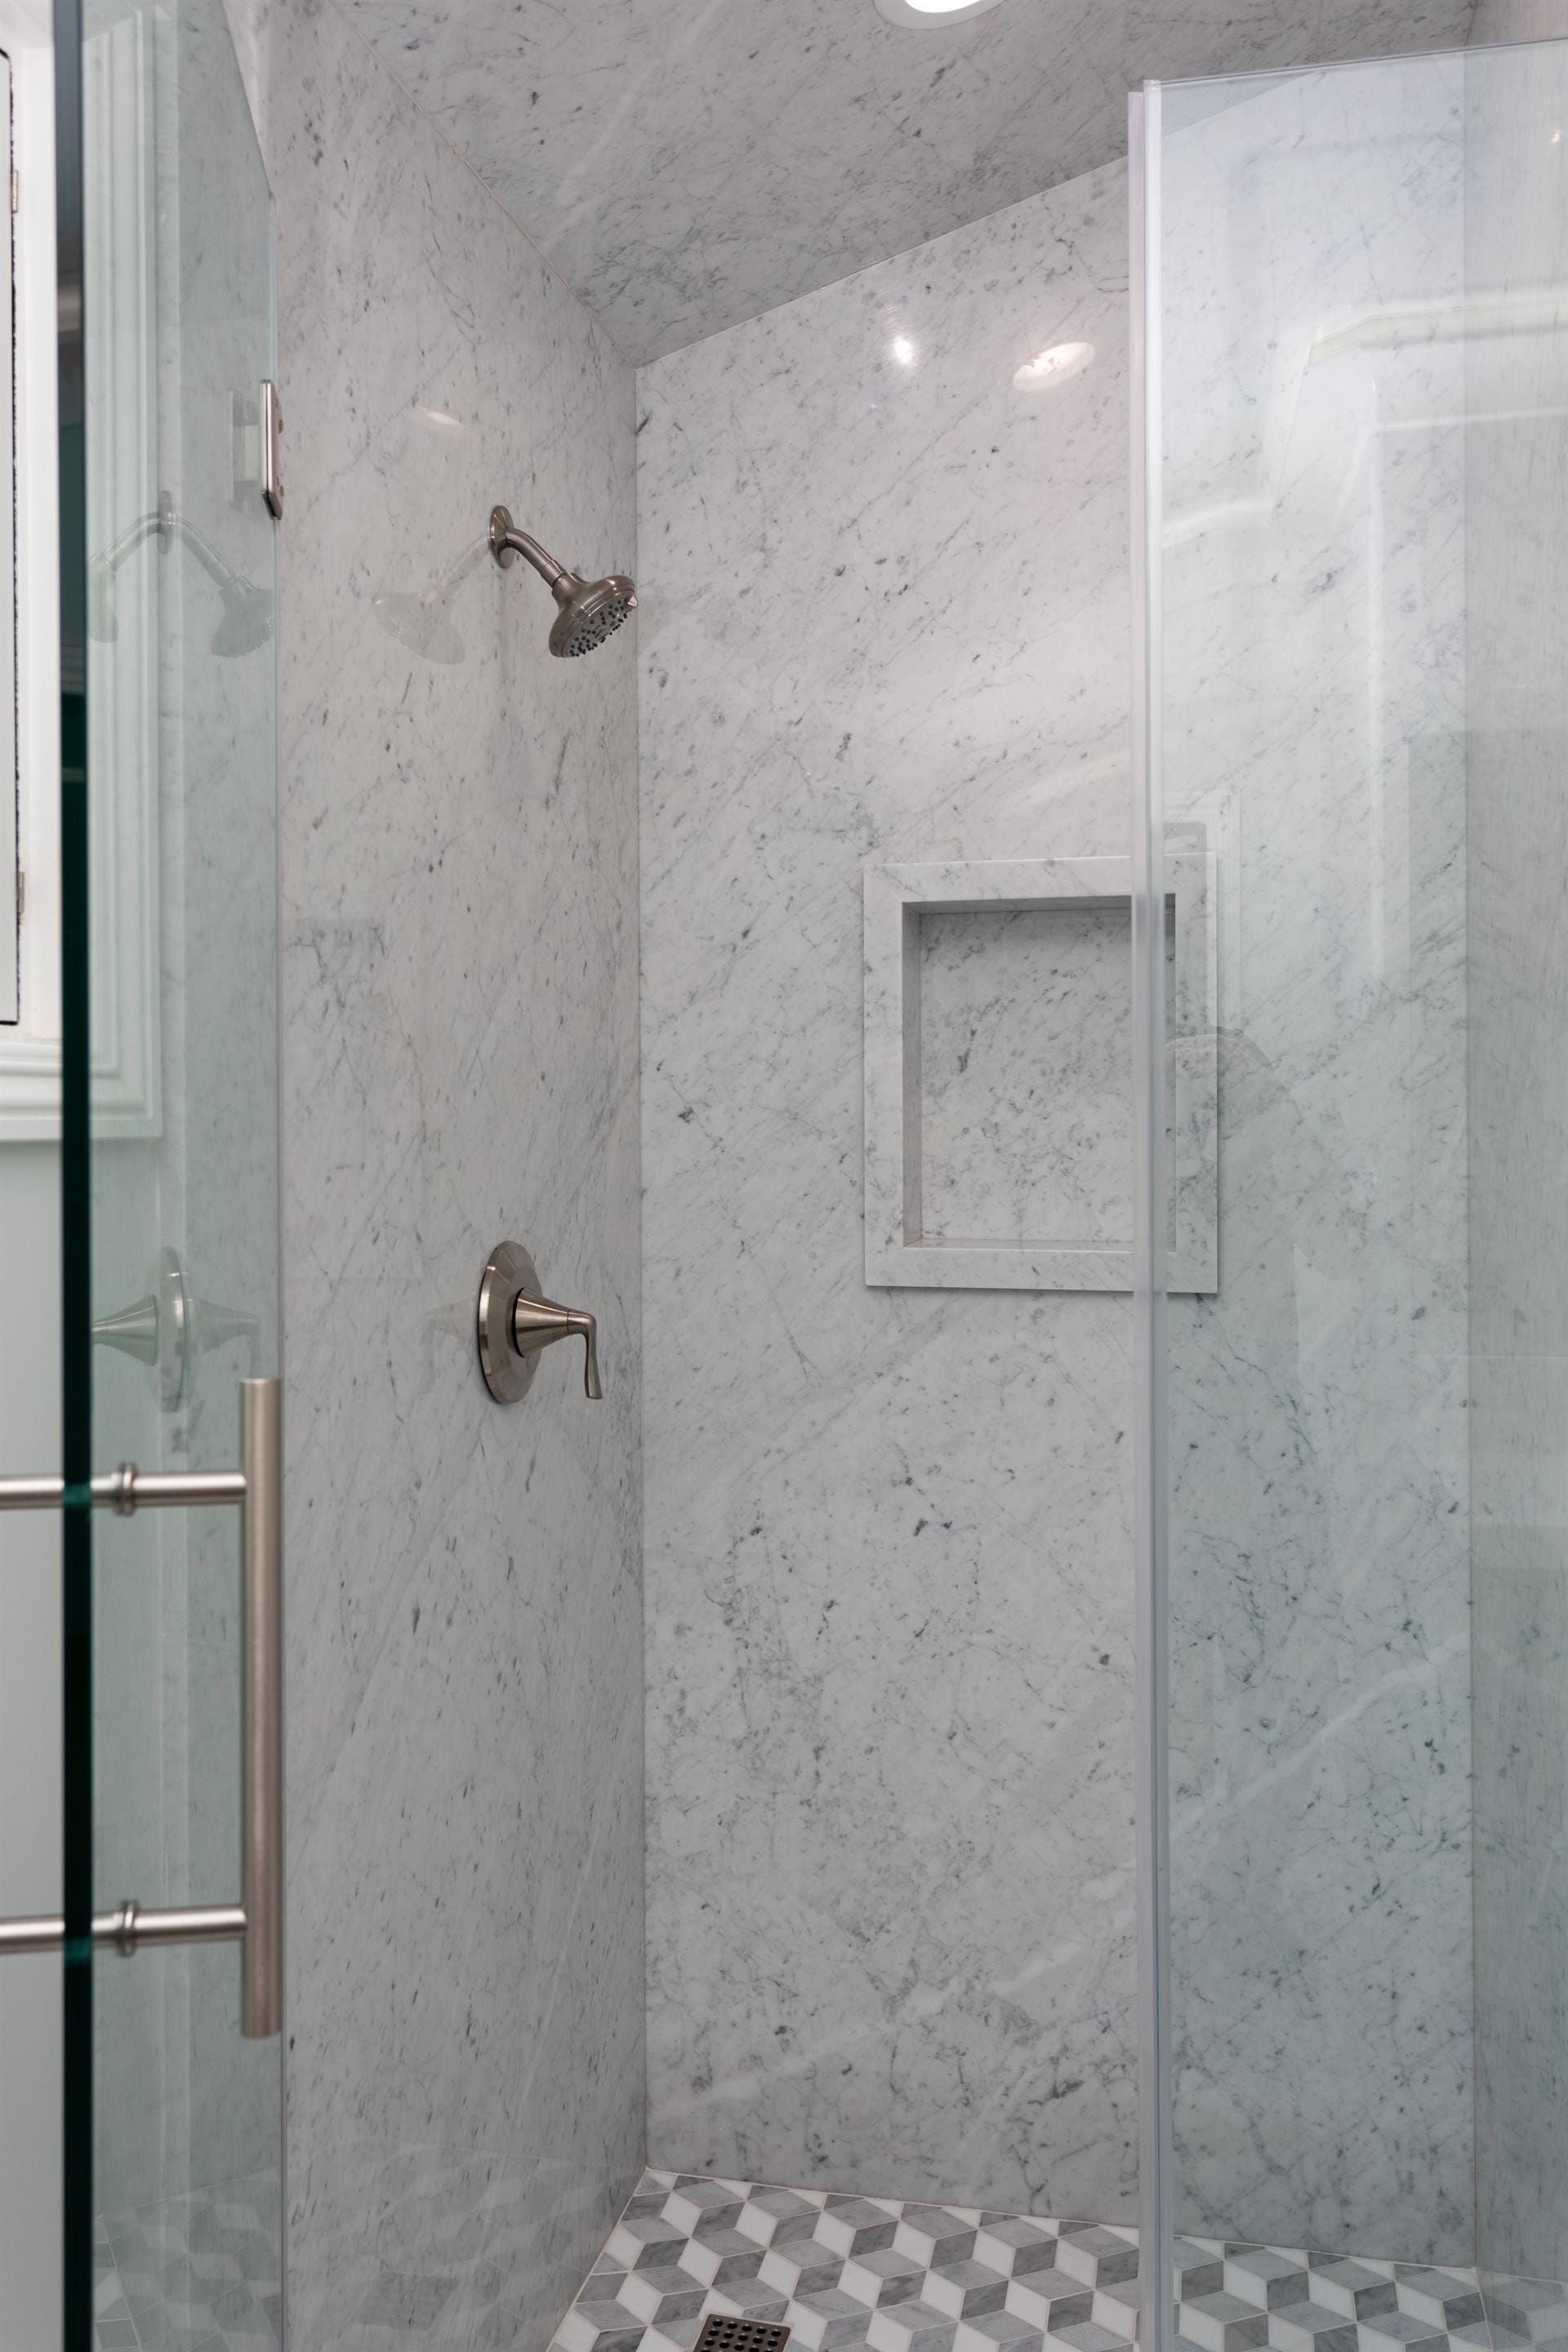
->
[
  {"left": 477, "top": 1241, "right": 604, "bottom": 1403},
  {"left": 511, "top": 1293, "right": 601, "bottom": 1399}
]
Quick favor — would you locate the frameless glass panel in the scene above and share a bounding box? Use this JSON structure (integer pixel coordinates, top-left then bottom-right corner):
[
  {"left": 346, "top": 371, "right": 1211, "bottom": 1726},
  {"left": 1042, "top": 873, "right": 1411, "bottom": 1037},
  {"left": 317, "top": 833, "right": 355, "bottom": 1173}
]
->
[
  {"left": 1138, "top": 34, "right": 1568, "bottom": 2352},
  {"left": 1461, "top": 35, "right": 1568, "bottom": 2323},
  {"left": 0, "top": 3, "right": 67, "bottom": 2337},
  {"left": 61, "top": 0, "right": 283, "bottom": 2333}
]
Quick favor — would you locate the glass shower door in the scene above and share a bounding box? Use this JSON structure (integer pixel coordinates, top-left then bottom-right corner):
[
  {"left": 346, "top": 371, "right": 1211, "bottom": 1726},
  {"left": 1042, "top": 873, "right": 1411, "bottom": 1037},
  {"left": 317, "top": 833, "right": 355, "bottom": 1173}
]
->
[
  {"left": 60, "top": 0, "right": 283, "bottom": 2337},
  {"left": 1134, "top": 33, "right": 1568, "bottom": 2352}
]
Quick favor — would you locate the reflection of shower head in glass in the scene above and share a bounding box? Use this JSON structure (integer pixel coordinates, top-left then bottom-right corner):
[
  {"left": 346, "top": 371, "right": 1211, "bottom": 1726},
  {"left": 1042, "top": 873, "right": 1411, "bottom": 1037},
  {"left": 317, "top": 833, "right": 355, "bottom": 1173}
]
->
[
  {"left": 210, "top": 575, "right": 274, "bottom": 658},
  {"left": 371, "top": 532, "right": 489, "bottom": 666},
  {"left": 89, "top": 490, "right": 272, "bottom": 658}
]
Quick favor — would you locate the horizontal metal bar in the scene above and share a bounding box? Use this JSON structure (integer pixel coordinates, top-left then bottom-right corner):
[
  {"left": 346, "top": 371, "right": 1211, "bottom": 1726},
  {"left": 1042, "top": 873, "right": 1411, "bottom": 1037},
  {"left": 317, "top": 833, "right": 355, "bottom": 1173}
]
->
[
  {"left": 0, "top": 1477, "right": 67, "bottom": 1511},
  {"left": 0, "top": 1901, "right": 248, "bottom": 1957},
  {"left": 104, "top": 1469, "right": 248, "bottom": 1512},
  {"left": 0, "top": 1917, "right": 65, "bottom": 1954},
  {"left": 0, "top": 1466, "right": 247, "bottom": 1513},
  {"left": 112, "top": 1902, "right": 248, "bottom": 1953},
  {"left": 0, "top": 1395, "right": 282, "bottom": 2041}
]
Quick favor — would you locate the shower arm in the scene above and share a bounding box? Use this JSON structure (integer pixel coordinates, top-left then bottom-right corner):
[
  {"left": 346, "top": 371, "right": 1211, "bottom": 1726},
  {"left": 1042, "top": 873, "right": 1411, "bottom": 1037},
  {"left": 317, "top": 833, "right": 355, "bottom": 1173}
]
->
[{"left": 488, "top": 512, "right": 568, "bottom": 589}]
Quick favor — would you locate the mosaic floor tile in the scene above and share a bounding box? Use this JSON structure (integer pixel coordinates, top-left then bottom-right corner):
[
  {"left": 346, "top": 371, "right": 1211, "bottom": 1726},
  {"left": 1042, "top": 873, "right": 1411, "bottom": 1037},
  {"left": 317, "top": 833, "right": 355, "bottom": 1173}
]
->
[
  {"left": 92, "top": 2174, "right": 281, "bottom": 2352},
  {"left": 550, "top": 2173, "right": 1554, "bottom": 2352}
]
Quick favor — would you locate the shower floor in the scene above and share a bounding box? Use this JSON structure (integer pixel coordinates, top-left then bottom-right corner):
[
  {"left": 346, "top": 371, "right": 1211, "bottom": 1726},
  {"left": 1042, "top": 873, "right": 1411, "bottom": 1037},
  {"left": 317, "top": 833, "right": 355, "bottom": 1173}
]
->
[
  {"left": 92, "top": 2173, "right": 282, "bottom": 2352},
  {"left": 553, "top": 2170, "right": 1529, "bottom": 2352}
]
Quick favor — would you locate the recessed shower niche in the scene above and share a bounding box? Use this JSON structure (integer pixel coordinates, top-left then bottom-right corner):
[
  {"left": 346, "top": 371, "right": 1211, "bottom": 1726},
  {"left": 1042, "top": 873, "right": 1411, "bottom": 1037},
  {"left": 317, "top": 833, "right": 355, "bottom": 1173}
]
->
[{"left": 864, "top": 855, "right": 1217, "bottom": 1291}]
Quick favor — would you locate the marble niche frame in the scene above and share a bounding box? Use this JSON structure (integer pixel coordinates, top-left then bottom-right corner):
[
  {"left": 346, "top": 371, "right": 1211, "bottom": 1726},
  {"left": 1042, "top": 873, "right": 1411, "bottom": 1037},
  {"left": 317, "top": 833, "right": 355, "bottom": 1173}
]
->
[{"left": 862, "top": 853, "right": 1217, "bottom": 1293}]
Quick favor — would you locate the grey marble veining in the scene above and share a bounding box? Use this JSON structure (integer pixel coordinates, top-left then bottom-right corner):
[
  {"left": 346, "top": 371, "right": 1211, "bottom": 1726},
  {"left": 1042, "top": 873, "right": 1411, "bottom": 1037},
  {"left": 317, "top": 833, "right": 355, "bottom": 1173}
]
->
[
  {"left": 338, "top": 0, "right": 1472, "bottom": 364},
  {"left": 221, "top": 0, "right": 646, "bottom": 2339},
  {"left": 1156, "top": 58, "right": 1474, "bottom": 2259},
  {"left": 639, "top": 160, "right": 1139, "bottom": 2216}
]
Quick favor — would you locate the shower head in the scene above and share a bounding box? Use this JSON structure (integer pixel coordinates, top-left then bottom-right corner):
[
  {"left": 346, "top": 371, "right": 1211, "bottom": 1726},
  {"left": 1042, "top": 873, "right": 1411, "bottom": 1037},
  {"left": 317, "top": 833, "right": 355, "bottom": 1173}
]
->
[
  {"left": 489, "top": 506, "right": 637, "bottom": 658},
  {"left": 546, "top": 570, "right": 639, "bottom": 659}
]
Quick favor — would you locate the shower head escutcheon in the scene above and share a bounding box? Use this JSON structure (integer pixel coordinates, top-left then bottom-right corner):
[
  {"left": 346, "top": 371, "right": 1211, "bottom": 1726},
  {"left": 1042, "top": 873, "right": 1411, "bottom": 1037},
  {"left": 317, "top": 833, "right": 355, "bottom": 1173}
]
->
[{"left": 489, "top": 506, "right": 637, "bottom": 657}]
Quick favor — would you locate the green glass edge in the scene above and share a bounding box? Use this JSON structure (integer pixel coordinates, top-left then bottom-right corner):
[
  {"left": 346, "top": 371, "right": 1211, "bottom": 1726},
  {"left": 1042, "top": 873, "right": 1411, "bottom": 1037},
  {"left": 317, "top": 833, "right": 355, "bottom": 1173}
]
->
[{"left": 53, "top": 0, "right": 92, "bottom": 2340}]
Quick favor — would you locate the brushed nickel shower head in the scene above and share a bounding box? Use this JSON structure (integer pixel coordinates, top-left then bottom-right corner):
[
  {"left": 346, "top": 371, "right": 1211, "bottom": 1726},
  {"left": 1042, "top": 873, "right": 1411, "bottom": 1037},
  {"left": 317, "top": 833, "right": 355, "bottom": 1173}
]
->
[{"left": 489, "top": 506, "right": 637, "bottom": 658}]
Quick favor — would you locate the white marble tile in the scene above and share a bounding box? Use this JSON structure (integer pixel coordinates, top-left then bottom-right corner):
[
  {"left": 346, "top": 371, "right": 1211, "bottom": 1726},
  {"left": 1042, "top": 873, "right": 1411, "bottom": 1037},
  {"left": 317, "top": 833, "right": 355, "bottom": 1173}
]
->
[
  {"left": 337, "top": 0, "right": 1471, "bottom": 363},
  {"left": 238, "top": 0, "right": 646, "bottom": 2340},
  {"left": 639, "top": 160, "right": 1139, "bottom": 2216}
]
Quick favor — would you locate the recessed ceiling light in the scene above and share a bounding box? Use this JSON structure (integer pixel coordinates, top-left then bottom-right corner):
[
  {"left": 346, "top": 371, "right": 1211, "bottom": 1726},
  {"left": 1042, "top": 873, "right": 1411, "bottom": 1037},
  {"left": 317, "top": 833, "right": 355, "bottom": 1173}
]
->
[
  {"left": 874, "top": 0, "right": 1007, "bottom": 27},
  {"left": 891, "top": 335, "right": 918, "bottom": 367},
  {"left": 1013, "top": 340, "right": 1095, "bottom": 390}
]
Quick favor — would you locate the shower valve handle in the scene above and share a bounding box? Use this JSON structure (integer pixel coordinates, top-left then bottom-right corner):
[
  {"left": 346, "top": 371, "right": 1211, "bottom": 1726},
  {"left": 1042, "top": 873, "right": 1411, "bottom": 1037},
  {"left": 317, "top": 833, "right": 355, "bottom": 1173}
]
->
[
  {"left": 511, "top": 1291, "right": 601, "bottom": 1400},
  {"left": 476, "top": 1241, "right": 602, "bottom": 1405}
]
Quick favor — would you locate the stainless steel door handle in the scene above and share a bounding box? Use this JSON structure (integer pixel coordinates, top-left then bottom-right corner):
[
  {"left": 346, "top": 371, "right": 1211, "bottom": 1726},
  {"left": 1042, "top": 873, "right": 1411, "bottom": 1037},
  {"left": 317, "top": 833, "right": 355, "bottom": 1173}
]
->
[
  {"left": 239, "top": 1377, "right": 283, "bottom": 2037},
  {"left": 0, "top": 1377, "right": 283, "bottom": 2038}
]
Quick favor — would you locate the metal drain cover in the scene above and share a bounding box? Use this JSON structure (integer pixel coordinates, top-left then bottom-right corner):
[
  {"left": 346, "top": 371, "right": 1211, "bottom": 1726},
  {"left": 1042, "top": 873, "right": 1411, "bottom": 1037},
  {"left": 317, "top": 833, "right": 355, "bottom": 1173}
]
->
[{"left": 694, "top": 2320, "right": 791, "bottom": 2352}]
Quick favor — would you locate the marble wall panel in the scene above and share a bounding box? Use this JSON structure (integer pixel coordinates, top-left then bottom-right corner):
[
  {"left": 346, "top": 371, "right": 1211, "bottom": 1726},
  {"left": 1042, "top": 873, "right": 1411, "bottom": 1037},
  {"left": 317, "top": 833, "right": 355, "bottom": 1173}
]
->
[
  {"left": 223, "top": 0, "right": 647, "bottom": 2339},
  {"left": 642, "top": 64, "right": 1477, "bottom": 2254},
  {"left": 639, "top": 160, "right": 1140, "bottom": 2218}
]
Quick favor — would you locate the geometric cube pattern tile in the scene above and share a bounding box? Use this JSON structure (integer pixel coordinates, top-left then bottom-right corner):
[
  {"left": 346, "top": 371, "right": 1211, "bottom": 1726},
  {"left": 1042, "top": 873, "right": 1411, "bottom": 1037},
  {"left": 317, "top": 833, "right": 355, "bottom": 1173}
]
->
[
  {"left": 1481, "top": 2276, "right": 1568, "bottom": 2352},
  {"left": 553, "top": 2173, "right": 1551, "bottom": 2352},
  {"left": 1172, "top": 2237, "right": 1493, "bottom": 2352},
  {"left": 86, "top": 2162, "right": 1568, "bottom": 2352},
  {"left": 94, "top": 2173, "right": 282, "bottom": 2352},
  {"left": 550, "top": 2170, "right": 1143, "bottom": 2352}
]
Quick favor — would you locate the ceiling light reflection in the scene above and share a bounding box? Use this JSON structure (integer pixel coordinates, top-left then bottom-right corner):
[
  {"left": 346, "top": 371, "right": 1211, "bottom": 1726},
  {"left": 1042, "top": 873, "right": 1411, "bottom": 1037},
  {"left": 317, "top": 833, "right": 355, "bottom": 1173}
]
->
[
  {"left": 873, "top": 0, "right": 1008, "bottom": 22},
  {"left": 1013, "top": 340, "right": 1094, "bottom": 390}
]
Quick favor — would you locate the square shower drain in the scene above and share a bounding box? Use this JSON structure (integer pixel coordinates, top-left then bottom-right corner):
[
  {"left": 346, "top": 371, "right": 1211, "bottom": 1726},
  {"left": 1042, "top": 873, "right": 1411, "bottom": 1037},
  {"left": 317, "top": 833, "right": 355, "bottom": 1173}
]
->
[{"left": 695, "top": 2320, "right": 791, "bottom": 2352}]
